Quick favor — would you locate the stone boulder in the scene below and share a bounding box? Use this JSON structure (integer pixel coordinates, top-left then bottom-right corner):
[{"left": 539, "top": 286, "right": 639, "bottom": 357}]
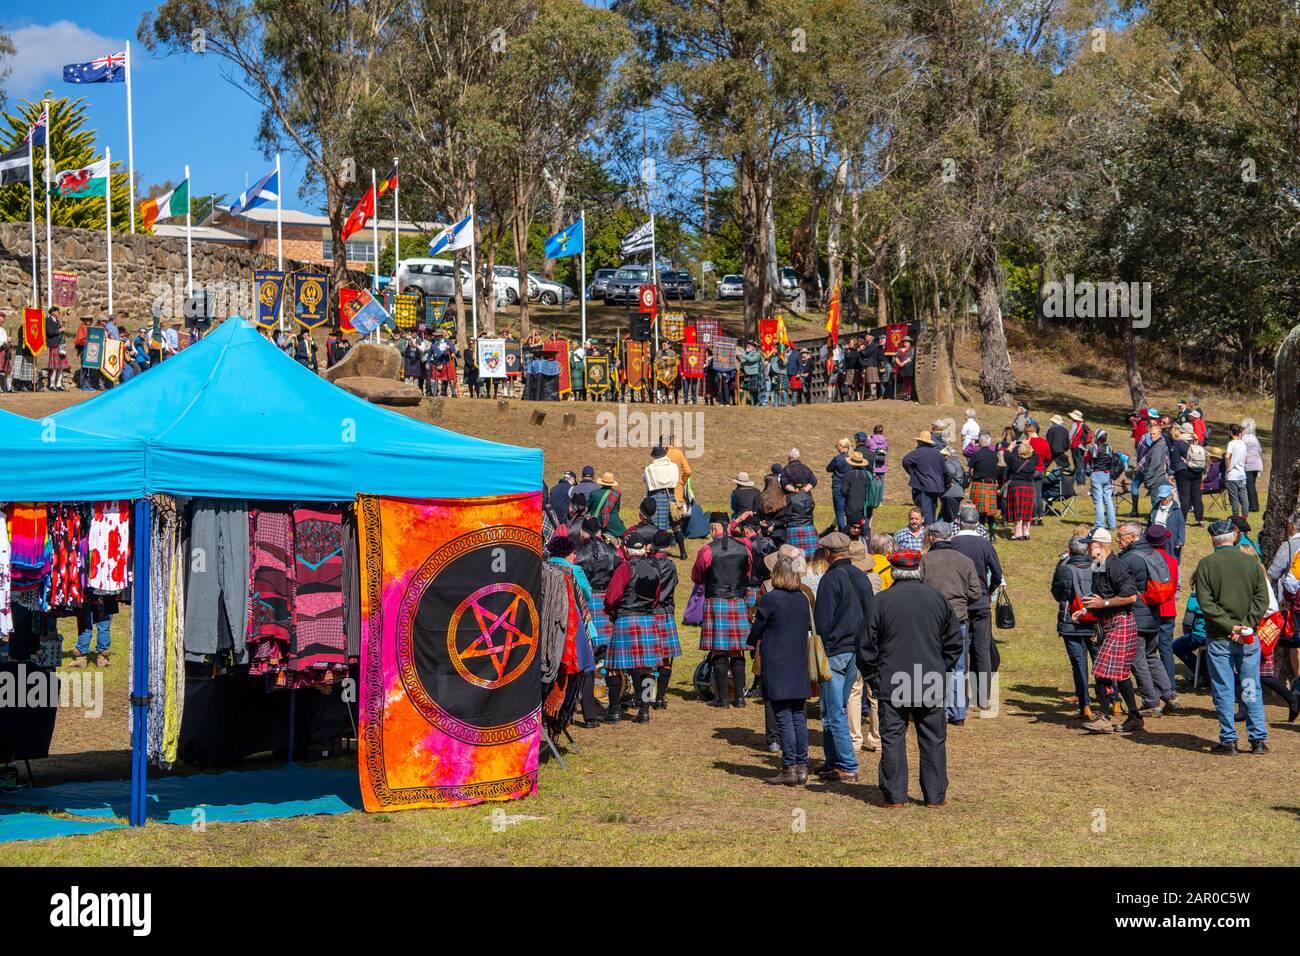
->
[
  {"left": 323, "top": 341, "right": 402, "bottom": 383},
  {"left": 335, "top": 376, "right": 424, "bottom": 407}
]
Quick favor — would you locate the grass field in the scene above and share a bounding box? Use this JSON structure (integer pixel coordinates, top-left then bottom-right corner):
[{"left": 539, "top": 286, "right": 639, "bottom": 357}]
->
[{"left": 2, "top": 309, "right": 1294, "bottom": 865}]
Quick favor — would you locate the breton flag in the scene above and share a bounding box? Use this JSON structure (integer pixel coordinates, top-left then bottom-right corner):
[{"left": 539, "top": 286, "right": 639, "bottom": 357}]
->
[
  {"left": 427, "top": 213, "right": 474, "bottom": 255},
  {"left": 341, "top": 163, "right": 397, "bottom": 241},
  {"left": 620, "top": 218, "right": 654, "bottom": 258},
  {"left": 63, "top": 52, "right": 127, "bottom": 84},
  {"left": 544, "top": 218, "right": 584, "bottom": 259},
  {"left": 228, "top": 166, "right": 279, "bottom": 216},
  {"left": 24, "top": 105, "right": 48, "bottom": 148},
  {"left": 0, "top": 144, "right": 31, "bottom": 186},
  {"left": 141, "top": 178, "right": 190, "bottom": 231},
  {"left": 50, "top": 158, "right": 110, "bottom": 198}
]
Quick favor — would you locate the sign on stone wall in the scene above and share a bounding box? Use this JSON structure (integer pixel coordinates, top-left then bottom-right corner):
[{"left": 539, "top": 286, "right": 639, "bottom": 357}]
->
[{"left": 52, "top": 272, "right": 77, "bottom": 309}]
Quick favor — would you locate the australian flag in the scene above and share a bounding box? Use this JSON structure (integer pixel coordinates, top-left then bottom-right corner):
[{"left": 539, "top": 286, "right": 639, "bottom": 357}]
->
[{"left": 64, "top": 52, "right": 127, "bottom": 84}]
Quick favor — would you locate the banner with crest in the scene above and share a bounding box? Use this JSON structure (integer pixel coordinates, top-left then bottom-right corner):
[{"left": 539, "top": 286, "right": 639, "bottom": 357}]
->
[
  {"left": 254, "top": 270, "right": 286, "bottom": 329},
  {"left": 476, "top": 337, "right": 506, "bottom": 379},
  {"left": 584, "top": 354, "right": 611, "bottom": 394},
  {"left": 681, "top": 342, "right": 705, "bottom": 379},
  {"left": 293, "top": 271, "right": 330, "bottom": 329}
]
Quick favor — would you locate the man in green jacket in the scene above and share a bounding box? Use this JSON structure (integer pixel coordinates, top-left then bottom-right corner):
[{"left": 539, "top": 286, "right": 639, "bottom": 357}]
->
[{"left": 1191, "top": 519, "right": 1272, "bottom": 755}]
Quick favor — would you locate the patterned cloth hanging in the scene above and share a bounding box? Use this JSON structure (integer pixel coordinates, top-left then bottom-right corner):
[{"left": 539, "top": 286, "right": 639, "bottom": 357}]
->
[
  {"left": 47, "top": 504, "right": 86, "bottom": 611},
  {"left": 87, "top": 500, "right": 131, "bottom": 595},
  {"left": 247, "top": 507, "right": 295, "bottom": 676},
  {"left": 0, "top": 509, "right": 12, "bottom": 637},
  {"left": 287, "top": 505, "right": 348, "bottom": 686},
  {"left": 135, "top": 495, "right": 187, "bottom": 766}
]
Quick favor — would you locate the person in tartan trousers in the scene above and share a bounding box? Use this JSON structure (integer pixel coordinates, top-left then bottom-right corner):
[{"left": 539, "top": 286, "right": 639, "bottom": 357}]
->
[
  {"left": 692, "top": 512, "right": 755, "bottom": 708},
  {"left": 575, "top": 517, "right": 620, "bottom": 727},
  {"left": 648, "top": 529, "right": 682, "bottom": 710},
  {"left": 603, "top": 528, "right": 664, "bottom": 724},
  {"left": 1076, "top": 528, "right": 1144, "bottom": 734}
]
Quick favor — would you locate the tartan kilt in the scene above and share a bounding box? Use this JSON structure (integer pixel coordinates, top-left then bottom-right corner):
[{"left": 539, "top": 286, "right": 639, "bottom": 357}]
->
[
  {"left": 47, "top": 350, "right": 69, "bottom": 371},
  {"left": 653, "top": 611, "right": 682, "bottom": 659},
  {"left": 970, "top": 479, "right": 1000, "bottom": 517},
  {"left": 745, "top": 585, "right": 759, "bottom": 614},
  {"left": 1005, "top": 482, "right": 1035, "bottom": 522},
  {"left": 1092, "top": 612, "right": 1138, "bottom": 681},
  {"left": 784, "top": 523, "right": 819, "bottom": 559},
  {"left": 648, "top": 489, "right": 672, "bottom": 531},
  {"left": 588, "top": 592, "right": 613, "bottom": 648},
  {"left": 0, "top": 348, "right": 11, "bottom": 375},
  {"left": 699, "top": 597, "right": 750, "bottom": 652},
  {"left": 12, "top": 352, "right": 34, "bottom": 382},
  {"left": 608, "top": 613, "right": 660, "bottom": 670}
]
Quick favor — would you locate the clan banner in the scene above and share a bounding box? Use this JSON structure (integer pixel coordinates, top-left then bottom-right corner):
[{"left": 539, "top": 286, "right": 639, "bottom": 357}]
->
[
  {"left": 695, "top": 317, "right": 720, "bottom": 348},
  {"left": 100, "top": 339, "right": 125, "bottom": 383},
  {"left": 712, "top": 335, "right": 737, "bottom": 371},
  {"left": 52, "top": 272, "right": 77, "bottom": 309},
  {"left": 476, "top": 338, "right": 506, "bottom": 379},
  {"left": 655, "top": 350, "right": 678, "bottom": 387},
  {"left": 393, "top": 293, "right": 421, "bottom": 331},
  {"left": 342, "top": 290, "right": 393, "bottom": 336},
  {"left": 254, "top": 270, "right": 286, "bottom": 329},
  {"left": 425, "top": 296, "right": 452, "bottom": 330},
  {"left": 758, "top": 319, "right": 778, "bottom": 357},
  {"left": 357, "top": 493, "right": 543, "bottom": 812},
  {"left": 293, "top": 271, "right": 330, "bottom": 328},
  {"left": 584, "top": 354, "right": 611, "bottom": 394},
  {"left": 625, "top": 339, "right": 651, "bottom": 390},
  {"left": 661, "top": 311, "right": 684, "bottom": 342},
  {"left": 545, "top": 339, "right": 570, "bottom": 395},
  {"left": 82, "top": 326, "right": 106, "bottom": 370},
  {"left": 505, "top": 339, "right": 523, "bottom": 378},
  {"left": 637, "top": 283, "right": 658, "bottom": 319},
  {"left": 22, "top": 309, "right": 45, "bottom": 354},
  {"left": 884, "top": 323, "right": 909, "bottom": 356},
  {"left": 338, "top": 287, "right": 361, "bottom": 333},
  {"left": 681, "top": 342, "right": 705, "bottom": 379}
]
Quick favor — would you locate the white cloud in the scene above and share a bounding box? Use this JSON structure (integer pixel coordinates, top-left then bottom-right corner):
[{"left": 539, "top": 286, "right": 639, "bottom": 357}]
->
[{"left": 6, "top": 20, "right": 129, "bottom": 95}]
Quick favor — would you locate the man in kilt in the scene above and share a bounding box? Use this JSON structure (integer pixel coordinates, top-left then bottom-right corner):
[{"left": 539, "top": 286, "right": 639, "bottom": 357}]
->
[
  {"left": 692, "top": 513, "right": 754, "bottom": 708},
  {"left": 575, "top": 517, "right": 620, "bottom": 727},
  {"left": 1075, "top": 528, "right": 1144, "bottom": 734},
  {"left": 642, "top": 445, "right": 680, "bottom": 536},
  {"left": 603, "top": 529, "right": 664, "bottom": 724},
  {"left": 648, "top": 530, "right": 681, "bottom": 710},
  {"left": 779, "top": 455, "right": 820, "bottom": 558}
]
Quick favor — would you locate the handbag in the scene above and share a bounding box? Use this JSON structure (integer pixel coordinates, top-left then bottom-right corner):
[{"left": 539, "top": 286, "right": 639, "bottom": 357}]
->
[
  {"left": 682, "top": 583, "right": 705, "bottom": 626},
  {"left": 995, "top": 585, "right": 1016, "bottom": 630},
  {"left": 803, "top": 587, "right": 833, "bottom": 683}
]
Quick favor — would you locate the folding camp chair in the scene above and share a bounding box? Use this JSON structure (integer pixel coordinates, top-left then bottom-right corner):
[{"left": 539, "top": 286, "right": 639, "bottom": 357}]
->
[
  {"left": 1201, "top": 467, "right": 1228, "bottom": 514},
  {"left": 1043, "top": 470, "right": 1079, "bottom": 519}
]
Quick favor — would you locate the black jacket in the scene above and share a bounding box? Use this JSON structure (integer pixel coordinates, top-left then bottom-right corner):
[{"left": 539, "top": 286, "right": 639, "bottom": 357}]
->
[
  {"left": 813, "top": 558, "right": 875, "bottom": 658},
  {"left": 1045, "top": 424, "right": 1070, "bottom": 463},
  {"left": 858, "top": 580, "right": 963, "bottom": 706},
  {"left": 902, "top": 445, "right": 945, "bottom": 495},
  {"left": 747, "top": 586, "right": 815, "bottom": 701},
  {"left": 843, "top": 467, "right": 874, "bottom": 524},
  {"left": 704, "top": 536, "right": 750, "bottom": 598},
  {"left": 575, "top": 537, "right": 620, "bottom": 592},
  {"left": 949, "top": 532, "right": 1004, "bottom": 611},
  {"left": 968, "top": 447, "right": 999, "bottom": 482},
  {"left": 784, "top": 490, "right": 815, "bottom": 527},
  {"left": 1050, "top": 554, "right": 1097, "bottom": 638},
  {"left": 1114, "top": 540, "right": 1158, "bottom": 633}
]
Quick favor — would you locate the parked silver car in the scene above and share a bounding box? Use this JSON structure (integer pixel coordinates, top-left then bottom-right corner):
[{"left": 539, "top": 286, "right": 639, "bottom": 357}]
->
[
  {"left": 715, "top": 274, "right": 744, "bottom": 300},
  {"left": 604, "top": 264, "right": 653, "bottom": 305},
  {"left": 528, "top": 271, "right": 575, "bottom": 305}
]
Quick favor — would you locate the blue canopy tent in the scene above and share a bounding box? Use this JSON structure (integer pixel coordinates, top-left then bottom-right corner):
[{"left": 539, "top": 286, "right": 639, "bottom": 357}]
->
[
  {"left": 33, "top": 318, "right": 542, "bottom": 826},
  {"left": 0, "top": 408, "right": 146, "bottom": 501}
]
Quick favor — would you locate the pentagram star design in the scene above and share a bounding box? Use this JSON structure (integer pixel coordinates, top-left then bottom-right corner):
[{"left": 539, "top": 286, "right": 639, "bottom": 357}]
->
[{"left": 459, "top": 591, "right": 534, "bottom": 681}]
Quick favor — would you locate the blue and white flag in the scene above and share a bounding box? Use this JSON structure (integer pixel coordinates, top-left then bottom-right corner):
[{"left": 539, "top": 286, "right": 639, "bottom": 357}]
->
[
  {"left": 228, "top": 167, "right": 279, "bottom": 216},
  {"left": 544, "top": 218, "right": 584, "bottom": 259},
  {"left": 25, "top": 105, "right": 47, "bottom": 148},
  {"left": 428, "top": 213, "right": 473, "bottom": 255},
  {"left": 63, "top": 52, "right": 127, "bottom": 84}
]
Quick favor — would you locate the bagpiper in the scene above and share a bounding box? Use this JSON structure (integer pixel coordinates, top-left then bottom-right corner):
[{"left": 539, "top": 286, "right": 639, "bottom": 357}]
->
[{"left": 691, "top": 512, "right": 754, "bottom": 708}]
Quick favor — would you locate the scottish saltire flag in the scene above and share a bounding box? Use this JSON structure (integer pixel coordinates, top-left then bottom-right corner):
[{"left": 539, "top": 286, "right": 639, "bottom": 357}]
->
[
  {"left": 228, "top": 167, "right": 279, "bottom": 216},
  {"left": 544, "top": 218, "right": 584, "bottom": 259},
  {"left": 620, "top": 219, "right": 654, "bottom": 258},
  {"left": 63, "top": 52, "right": 127, "bottom": 84},
  {"left": 24, "top": 106, "right": 47, "bottom": 148},
  {"left": 428, "top": 213, "right": 473, "bottom": 255}
]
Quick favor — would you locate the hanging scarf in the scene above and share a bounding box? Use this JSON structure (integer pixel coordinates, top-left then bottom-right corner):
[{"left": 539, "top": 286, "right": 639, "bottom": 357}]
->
[
  {"left": 0, "top": 509, "right": 12, "bottom": 637},
  {"left": 247, "top": 507, "right": 295, "bottom": 676},
  {"left": 137, "top": 495, "right": 186, "bottom": 765},
  {"left": 287, "top": 505, "right": 348, "bottom": 686},
  {"left": 87, "top": 500, "right": 131, "bottom": 594},
  {"left": 47, "top": 504, "right": 86, "bottom": 611}
]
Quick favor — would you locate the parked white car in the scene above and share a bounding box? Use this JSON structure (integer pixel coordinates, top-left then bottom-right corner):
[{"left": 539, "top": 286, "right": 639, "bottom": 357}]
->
[
  {"left": 398, "top": 258, "right": 510, "bottom": 307},
  {"left": 716, "top": 274, "right": 744, "bottom": 300},
  {"left": 492, "top": 265, "right": 540, "bottom": 305}
]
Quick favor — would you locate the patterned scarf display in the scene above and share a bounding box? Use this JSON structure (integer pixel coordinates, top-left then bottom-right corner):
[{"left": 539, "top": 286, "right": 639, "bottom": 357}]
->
[
  {"left": 247, "top": 506, "right": 295, "bottom": 677},
  {"left": 8, "top": 504, "right": 52, "bottom": 602},
  {"left": 289, "top": 505, "right": 347, "bottom": 684},
  {"left": 87, "top": 500, "right": 131, "bottom": 594},
  {"left": 47, "top": 504, "right": 86, "bottom": 611},
  {"left": 136, "top": 495, "right": 186, "bottom": 765},
  {"left": 357, "top": 493, "right": 543, "bottom": 812}
]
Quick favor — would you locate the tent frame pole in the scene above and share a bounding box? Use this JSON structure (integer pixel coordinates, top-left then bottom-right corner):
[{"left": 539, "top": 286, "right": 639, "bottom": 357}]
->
[{"left": 129, "top": 497, "right": 152, "bottom": 827}]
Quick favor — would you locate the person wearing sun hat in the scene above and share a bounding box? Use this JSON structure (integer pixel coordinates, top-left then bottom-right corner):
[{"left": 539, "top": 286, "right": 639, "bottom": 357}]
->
[
  {"left": 1149, "top": 483, "right": 1185, "bottom": 558},
  {"left": 589, "top": 471, "right": 625, "bottom": 538},
  {"left": 730, "top": 471, "right": 759, "bottom": 519},
  {"left": 902, "top": 429, "right": 945, "bottom": 526},
  {"left": 1067, "top": 409, "right": 1091, "bottom": 483},
  {"left": 859, "top": 548, "right": 962, "bottom": 807},
  {"left": 1076, "top": 527, "right": 1144, "bottom": 735}
]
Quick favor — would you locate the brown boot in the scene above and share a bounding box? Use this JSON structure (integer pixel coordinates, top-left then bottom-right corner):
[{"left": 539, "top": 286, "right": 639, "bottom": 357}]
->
[
  {"left": 68, "top": 654, "right": 88, "bottom": 669},
  {"left": 1079, "top": 706, "right": 1095, "bottom": 721},
  {"left": 96, "top": 652, "right": 110, "bottom": 668},
  {"left": 1119, "top": 714, "right": 1145, "bottom": 734},
  {"left": 793, "top": 765, "right": 808, "bottom": 785},
  {"left": 764, "top": 767, "right": 800, "bottom": 786}
]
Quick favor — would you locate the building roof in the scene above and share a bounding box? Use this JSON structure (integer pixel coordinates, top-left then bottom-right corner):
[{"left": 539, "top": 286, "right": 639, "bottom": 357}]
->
[
  {"left": 153, "top": 223, "right": 256, "bottom": 244},
  {"left": 208, "top": 205, "right": 438, "bottom": 233}
]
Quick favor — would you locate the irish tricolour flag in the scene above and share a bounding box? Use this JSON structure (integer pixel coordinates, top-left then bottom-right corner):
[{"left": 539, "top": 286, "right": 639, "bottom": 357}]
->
[
  {"left": 141, "top": 178, "right": 189, "bottom": 231},
  {"left": 51, "top": 158, "right": 110, "bottom": 198}
]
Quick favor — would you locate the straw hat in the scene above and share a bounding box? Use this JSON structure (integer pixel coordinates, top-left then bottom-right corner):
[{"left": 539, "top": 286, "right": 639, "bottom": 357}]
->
[
  {"left": 915, "top": 430, "right": 934, "bottom": 445},
  {"left": 1209, "top": 446, "right": 1224, "bottom": 460},
  {"left": 597, "top": 471, "right": 618, "bottom": 487},
  {"left": 847, "top": 451, "right": 868, "bottom": 467},
  {"left": 732, "top": 471, "right": 755, "bottom": 487},
  {"left": 1068, "top": 409, "right": 1084, "bottom": 422},
  {"left": 1049, "top": 414, "right": 1064, "bottom": 426}
]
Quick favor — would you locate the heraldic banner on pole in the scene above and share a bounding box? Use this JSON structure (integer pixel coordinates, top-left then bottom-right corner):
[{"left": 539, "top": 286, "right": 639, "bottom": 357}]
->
[{"left": 357, "top": 493, "right": 543, "bottom": 812}]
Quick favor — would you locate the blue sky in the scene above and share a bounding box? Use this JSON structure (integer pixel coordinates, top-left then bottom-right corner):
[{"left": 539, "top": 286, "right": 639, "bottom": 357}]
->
[{"left": 4, "top": 3, "right": 316, "bottom": 211}]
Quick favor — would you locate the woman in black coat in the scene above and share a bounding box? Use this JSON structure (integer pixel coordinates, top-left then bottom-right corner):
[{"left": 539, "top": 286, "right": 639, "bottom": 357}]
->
[{"left": 747, "top": 556, "right": 814, "bottom": 786}]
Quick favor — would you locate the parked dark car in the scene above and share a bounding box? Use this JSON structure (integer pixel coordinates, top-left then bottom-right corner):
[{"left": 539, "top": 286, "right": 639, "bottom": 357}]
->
[
  {"left": 587, "top": 268, "right": 617, "bottom": 300},
  {"left": 603, "top": 264, "right": 653, "bottom": 305},
  {"left": 661, "top": 270, "right": 697, "bottom": 300}
]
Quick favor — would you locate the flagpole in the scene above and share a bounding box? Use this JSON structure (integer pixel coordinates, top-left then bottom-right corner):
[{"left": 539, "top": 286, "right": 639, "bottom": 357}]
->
[
  {"left": 650, "top": 212, "right": 659, "bottom": 356},
  {"left": 43, "top": 101, "right": 52, "bottom": 307},
  {"left": 370, "top": 168, "right": 379, "bottom": 293},
  {"left": 125, "top": 42, "right": 136, "bottom": 233},
  {"left": 392, "top": 157, "right": 400, "bottom": 294},
  {"left": 580, "top": 208, "right": 587, "bottom": 347},
  {"left": 469, "top": 210, "right": 478, "bottom": 339},
  {"left": 27, "top": 136, "right": 36, "bottom": 308},
  {"left": 106, "top": 147, "right": 114, "bottom": 313},
  {"left": 184, "top": 164, "right": 193, "bottom": 298},
  {"left": 275, "top": 153, "right": 283, "bottom": 270}
]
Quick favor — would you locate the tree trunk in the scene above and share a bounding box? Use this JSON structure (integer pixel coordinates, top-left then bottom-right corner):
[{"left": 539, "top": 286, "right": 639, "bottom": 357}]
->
[
  {"left": 1122, "top": 318, "right": 1147, "bottom": 411},
  {"left": 970, "top": 244, "right": 1015, "bottom": 405},
  {"left": 739, "top": 154, "right": 764, "bottom": 341},
  {"left": 512, "top": 177, "right": 532, "bottom": 338},
  {"left": 452, "top": 248, "right": 467, "bottom": 351},
  {"left": 541, "top": 165, "right": 567, "bottom": 281},
  {"left": 325, "top": 177, "right": 351, "bottom": 296},
  {"left": 762, "top": 175, "right": 779, "bottom": 318},
  {"left": 824, "top": 154, "right": 848, "bottom": 310},
  {"left": 1262, "top": 322, "right": 1300, "bottom": 559}
]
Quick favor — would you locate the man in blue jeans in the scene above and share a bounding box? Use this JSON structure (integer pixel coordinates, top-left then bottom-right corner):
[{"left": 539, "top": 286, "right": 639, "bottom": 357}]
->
[
  {"left": 812, "top": 531, "right": 875, "bottom": 782},
  {"left": 1192, "top": 520, "right": 1272, "bottom": 754},
  {"left": 72, "top": 597, "right": 116, "bottom": 668}
]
